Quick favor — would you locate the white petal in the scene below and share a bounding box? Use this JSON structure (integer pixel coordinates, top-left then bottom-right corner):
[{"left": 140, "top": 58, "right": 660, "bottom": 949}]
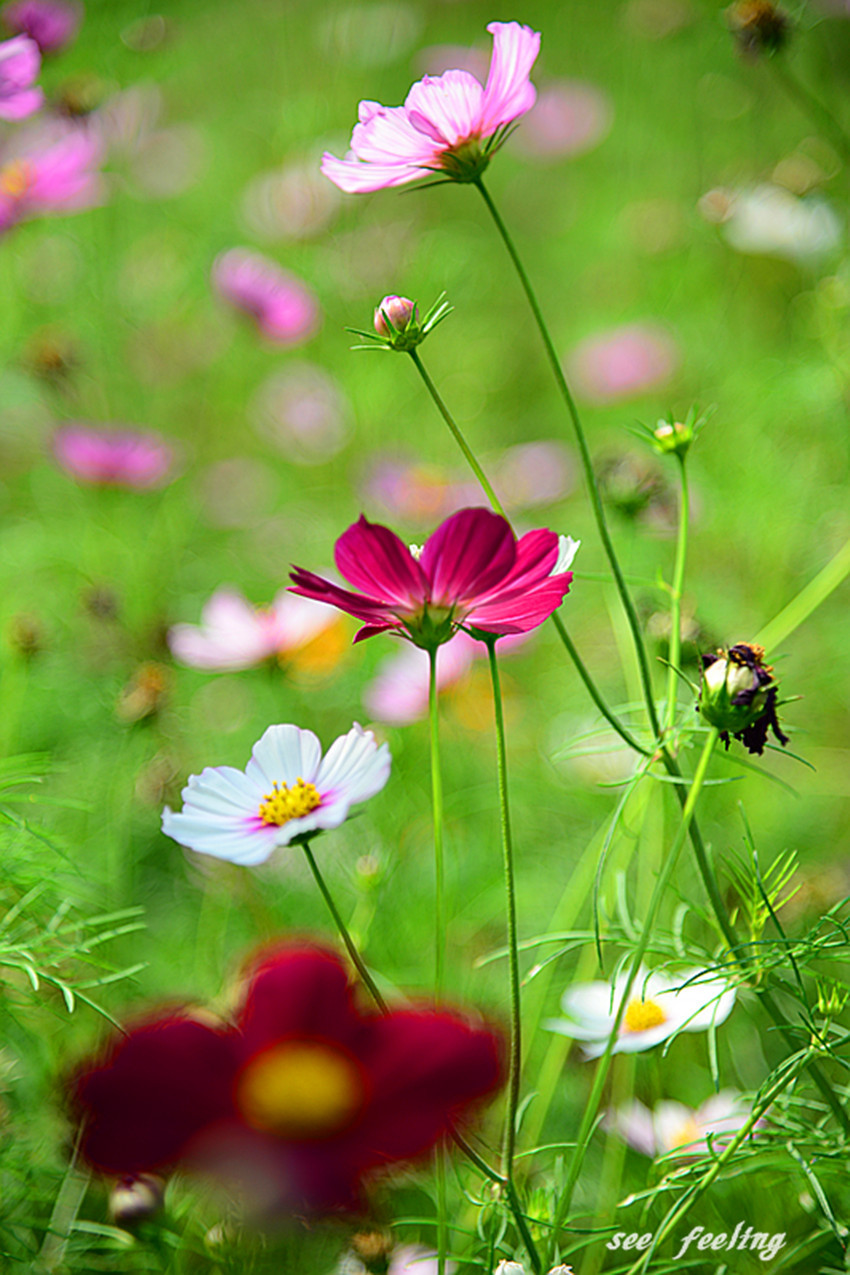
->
[
  {"left": 316, "top": 722, "right": 391, "bottom": 806},
  {"left": 162, "top": 806, "right": 278, "bottom": 866},
  {"left": 552, "top": 535, "right": 580, "bottom": 575},
  {"left": 246, "top": 723, "right": 323, "bottom": 788}
]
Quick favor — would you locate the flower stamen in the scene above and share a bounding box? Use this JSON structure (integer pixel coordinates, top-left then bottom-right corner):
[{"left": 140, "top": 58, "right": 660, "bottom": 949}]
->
[
  {"left": 258, "top": 777, "right": 321, "bottom": 826},
  {"left": 623, "top": 998, "right": 667, "bottom": 1033},
  {"left": 0, "top": 158, "right": 36, "bottom": 200},
  {"left": 236, "top": 1041, "right": 364, "bottom": 1137}
]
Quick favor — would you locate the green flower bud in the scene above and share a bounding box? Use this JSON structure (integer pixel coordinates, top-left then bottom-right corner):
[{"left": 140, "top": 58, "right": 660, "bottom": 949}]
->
[{"left": 699, "top": 642, "right": 789, "bottom": 755}]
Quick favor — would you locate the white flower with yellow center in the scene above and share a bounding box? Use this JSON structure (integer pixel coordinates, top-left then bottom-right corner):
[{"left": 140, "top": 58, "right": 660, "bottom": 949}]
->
[
  {"left": 161, "top": 723, "right": 390, "bottom": 865},
  {"left": 545, "top": 965, "right": 736, "bottom": 1059}
]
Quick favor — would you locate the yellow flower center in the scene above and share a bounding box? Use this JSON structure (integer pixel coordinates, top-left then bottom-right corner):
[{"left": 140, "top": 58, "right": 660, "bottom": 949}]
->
[
  {"left": 623, "top": 998, "right": 668, "bottom": 1033},
  {"left": 670, "top": 1117, "right": 701, "bottom": 1150},
  {"left": 0, "top": 159, "right": 36, "bottom": 200},
  {"left": 258, "top": 777, "right": 320, "bottom": 826},
  {"left": 236, "top": 1041, "right": 363, "bottom": 1137}
]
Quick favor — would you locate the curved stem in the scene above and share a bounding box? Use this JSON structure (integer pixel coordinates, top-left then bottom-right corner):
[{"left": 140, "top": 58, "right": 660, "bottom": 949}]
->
[
  {"left": 485, "top": 638, "right": 522, "bottom": 1185},
  {"left": 408, "top": 348, "right": 648, "bottom": 756},
  {"left": 428, "top": 646, "right": 446, "bottom": 998},
  {"left": 545, "top": 728, "right": 719, "bottom": 1265},
  {"left": 300, "top": 839, "right": 387, "bottom": 1012},
  {"left": 408, "top": 349, "right": 507, "bottom": 517},
  {"left": 665, "top": 457, "right": 688, "bottom": 735},
  {"left": 473, "top": 175, "right": 661, "bottom": 742}
]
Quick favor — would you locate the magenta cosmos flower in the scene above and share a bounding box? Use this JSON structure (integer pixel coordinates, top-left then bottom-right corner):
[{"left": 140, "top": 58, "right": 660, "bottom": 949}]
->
[
  {"left": 0, "top": 121, "right": 103, "bottom": 234},
  {"left": 2, "top": 0, "right": 82, "bottom": 55},
  {"left": 321, "top": 20, "right": 540, "bottom": 193},
  {"left": 290, "top": 507, "right": 576, "bottom": 648},
  {"left": 71, "top": 943, "right": 504, "bottom": 1214},
  {"left": 0, "top": 35, "right": 42, "bottom": 119},
  {"left": 53, "top": 424, "right": 174, "bottom": 488},
  {"left": 212, "top": 247, "right": 320, "bottom": 346}
]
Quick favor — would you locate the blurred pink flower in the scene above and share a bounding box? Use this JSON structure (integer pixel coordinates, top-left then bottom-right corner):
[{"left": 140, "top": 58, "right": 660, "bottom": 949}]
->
[
  {"left": 566, "top": 323, "right": 679, "bottom": 404},
  {"left": 2, "top": 0, "right": 82, "bottom": 54},
  {"left": 168, "top": 587, "right": 341, "bottom": 672},
  {"left": 607, "top": 1092, "right": 762, "bottom": 1158},
  {"left": 251, "top": 363, "right": 351, "bottom": 464},
  {"left": 52, "top": 423, "right": 174, "bottom": 488},
  {"left": 241, "top": 159, "right": 340, "bottom": 241},
  {"left": 212, "top": 247, "right": 320, "bottom": 346},
  {"left": 322, "top": 20, "right": 540, "bottom": 192},
  {"left": 0, "top": 34, "right": 42, "bottom": 119},
  {"left": 363, "top": 441, "right": 573, "bottom": 523},
  {"left": 515, "top": 80, "right": 613, "bottom": 161},
  {"left": 0, "top": 121, "right": 104, "bottom": 234},
  {"left": 364, "top": 627, "right": 530, "bottom": 725}
]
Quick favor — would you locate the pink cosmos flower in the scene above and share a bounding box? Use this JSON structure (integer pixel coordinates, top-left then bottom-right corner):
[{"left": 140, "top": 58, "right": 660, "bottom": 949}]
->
[
  {"left": 364, "top": 628, "right": 530, "bottom": 725},
  {"left": 212, "top": 248, "right": 320, "bottom": 346},
  {"left": 290, "top": 507, "right": 576, "bottom": 648},
  {"left": 0, "top": 35, "right": 42, "bottom": 119},
  {"left": 566, "top": 323, "right": 679, "bottom": 404},
  {"left": 321, "top": 20, "right": 541, "bottom": 193},
  {"left": 514, "top": 80, "right": 613, "bottom": 162},
  {"left": 2, "top": 0, "right": 82, "bottom": 54},
  {"left": 0, "top": 120, "right": 104, "bottom": 234},
  {"left": 168, "top": 587, "right": 341, "bottom": 673},
  {"left": 53, "top": 424, "right": 174, "bottom": 488},
  {"left": 607, "top": 1091, "right": 763, "bottom": 1159}
]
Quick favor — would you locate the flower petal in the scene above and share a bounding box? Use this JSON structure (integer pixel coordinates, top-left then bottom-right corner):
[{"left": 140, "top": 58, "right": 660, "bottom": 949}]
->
[
  {"left": 404, "top": 70, "right": 484, "bottom": 149},
  {"left": 246, "top": 723, "right": 323, "bottom": 789},
  {"left": 316, "top": 722, "right": 391, "bottom": 808},
  {"left": 419, "top": 507, "right": 516, "bottom": 607},
  {"left": 478, "top": 21, "right": 541, "bottom": 138},
  {"left": 335, "top": 514, "right": 427, "bottom": 609}
]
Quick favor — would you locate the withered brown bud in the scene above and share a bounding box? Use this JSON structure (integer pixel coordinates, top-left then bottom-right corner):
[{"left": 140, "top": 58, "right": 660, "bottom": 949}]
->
[
  {"left": 728, "top": 1, "right": 791, "bottom": 58},
  {"left": 351, "top": 1230, "right": 394, "bottom": 1274}
]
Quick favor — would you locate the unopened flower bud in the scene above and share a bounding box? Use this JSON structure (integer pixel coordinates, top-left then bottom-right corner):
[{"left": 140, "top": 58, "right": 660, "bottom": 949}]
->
[
  {"left": 699, "top": 642, "right": 789, "bottom": 755},
  {"left": 108, "top": 1174, "right": 164, "bottom": 1225},
  {"left": 653, "top": 420, "right": 690, "bottom": 457},
  {"left": 374, "top": 295, "right": 417, "bottom": 337},
  {"left": 727, "top": 1, "right": 790, "bottom": 58}
]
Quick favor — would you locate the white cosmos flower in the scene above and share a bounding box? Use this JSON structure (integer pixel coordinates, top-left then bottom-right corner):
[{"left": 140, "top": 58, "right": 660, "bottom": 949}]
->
[
  {"left": 545, "top": 965, "right": 736, "bottom": 1059},
  {"left": 606, "top": 1090, "right": 760, "bottom": 1159},
  {"left": 162, "top": 723, "right": 390, "bottom": 865}
]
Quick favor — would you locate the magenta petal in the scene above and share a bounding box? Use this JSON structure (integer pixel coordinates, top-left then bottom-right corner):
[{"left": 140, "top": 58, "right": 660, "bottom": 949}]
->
[
  {"left": 419, "top": 507, "right": 515, "bottom": 607},
  {"left": 466, "top": 574, "right": 572, "bottom": 633},
  {"left": 334, "top": 515, "right": 427, "bottom": 609},
  {"left": 493, "top": 528, "right": 560, "bottom": 588},
  {"left": 289, "top": 568, "right": 397, "bottom": 627}
]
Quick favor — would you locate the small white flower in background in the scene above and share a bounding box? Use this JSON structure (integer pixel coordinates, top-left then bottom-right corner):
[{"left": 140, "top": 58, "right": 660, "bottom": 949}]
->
[
  {"left": 700, "top": 183, "right": 841, "bottom": 262},
  {"left": 339, "top": 1245, "right": 454, "bottom": 1275},
  {"left": 168, "top": 586, "right": 339, "bottom": 672},
  {"left": 545, "top": 965, "right": 736, "bottom": 1059},
  {"left": 494, "top": 1261, "right": 574, "bottom": 1275},
  {"left": 606, "top": 1091, "right": 762, "bottom": 1158},
  {"left": 162, "top": 723, "right": 390, "bottom": 865}
]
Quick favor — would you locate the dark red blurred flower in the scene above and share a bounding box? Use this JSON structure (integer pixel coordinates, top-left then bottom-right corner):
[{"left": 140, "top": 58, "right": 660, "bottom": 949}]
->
[{"left": 72, "top": 945, "right": 504, "bottom": 1215}]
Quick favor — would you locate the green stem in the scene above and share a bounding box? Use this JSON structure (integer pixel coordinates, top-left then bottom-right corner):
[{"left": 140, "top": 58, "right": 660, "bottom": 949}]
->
[
  {"left": 754, "top": 535, "right": 850, "bottom": 652},
  {"left": 665, "top": 457, "right": 688, "bottom": 735},
  {"left": 300, "top": 839, "right": 387, "bottom": 1012},
  {"left": 473, "top": 175, "right": 661, "bottom": 743},
  {"left": 428, "top": 646, "right": 446, "bottom": 1000},
  {"left": 409, "top": 348, "right": 648, "bottom": 756},
  {"left": 769, "top": 56, "right": 850, "bottom": 168},
  {"left": 408, "top": 349, "right": 507, "bottom": 517},
  {"left": 545, "top": 728, "right": 719, "bottom": 1265},
  {"left": 485, "top": 637, "right": 522, "bottom": 1185}
]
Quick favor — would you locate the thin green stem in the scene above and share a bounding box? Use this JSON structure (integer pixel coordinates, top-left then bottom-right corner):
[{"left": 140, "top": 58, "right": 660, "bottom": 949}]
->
[
  {"left": 409, "top": 348, "right": 648, "bottom": 756},
  {"left": 485, "top": 638, "right": 522, "bottom": 1185},
  {"left": 665, "top": 457, "right": 688, "bottom": 735},
  {"left": 754, "top": 535, "right": 850, "bottom": 652},
  {"left": 300, "top": 839, "right": 387, "bottom": 1012},
  {"left": 408, "top": 349, "right": 507, "bottom": 517},
  {"left": 473, "top": 175, "right": 661, "bottom": 743},
  {"left": 428, "top": 647, "right": 446, "bottom": 998},
  {"left": 545, "top": 728, "right": 719, "bottom": 1265}
]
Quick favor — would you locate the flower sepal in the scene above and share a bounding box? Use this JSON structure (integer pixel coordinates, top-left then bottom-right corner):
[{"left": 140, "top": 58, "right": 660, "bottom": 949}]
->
[
  {"left": 632, "top": 405, "right": 712, "bottom": 460},
  {"left": 348, "top": 292, "right": 453, "bottom": 353}
]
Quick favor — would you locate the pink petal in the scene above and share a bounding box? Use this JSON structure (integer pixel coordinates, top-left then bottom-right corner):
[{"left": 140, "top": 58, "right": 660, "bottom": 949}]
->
[
  {"left": 289, "top": 567, "right": 399, "bottom": 628},
  {"left": 404, "top": 70, "right": 484, "bottom": 148},
  {"left": 320, "top": 151, "right": 431, "bottom": 194},
  {"left": 349, "top": 102, "right": 441, "bottom": 167},
  {"left": 419, "top": 507, "right": 515, "bottom": 608},
  {"left": 334, "top": 515, "right": 427, "bottom": 609},
  {"left": 478, "top": 21, "right": 541, "bottom": 138}
]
